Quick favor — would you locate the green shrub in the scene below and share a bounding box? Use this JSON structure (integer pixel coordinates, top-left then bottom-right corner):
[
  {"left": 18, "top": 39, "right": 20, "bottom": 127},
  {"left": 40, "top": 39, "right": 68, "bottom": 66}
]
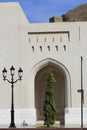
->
[{"left": 43, "top": 69, "right": 57, "bottom": 127}]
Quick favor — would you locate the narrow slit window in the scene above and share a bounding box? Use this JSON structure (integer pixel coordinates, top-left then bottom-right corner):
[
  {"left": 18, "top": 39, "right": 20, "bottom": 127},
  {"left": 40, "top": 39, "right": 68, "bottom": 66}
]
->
[
  {"left": 47, "top": 46, "right": 50, "bottom": 51},
  {"left": 55, "top": 45, "right": 58, "bottom": 51},
  {"left": 60, "top": 36, "right": 62, "bottom": 42},
  {"left": 63, "top": 45, "right": 66, "bottom": 51},
  {"left": 37, "top": 38, "right": 38, "bottom": 43},
  {"left": 32, "top": 46, "right": 34, "bottom": 52},
  {"left": 40, "top": 46, "right": 42, "bottom": 51},
  {"left": 45, "top": 38, "right": 46, "bottom": 42},
  {"left": 29, "top": 38, "right": 30, "bottom": 43},
  {"left": 53, "top": 37, "right": 54, "bottom": 42}
]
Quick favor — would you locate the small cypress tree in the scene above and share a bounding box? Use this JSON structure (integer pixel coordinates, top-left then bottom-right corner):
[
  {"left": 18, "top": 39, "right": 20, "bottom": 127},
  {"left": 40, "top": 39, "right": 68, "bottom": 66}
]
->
[{"left": 43, "top": 68, "right": 57, "bottom": 127}]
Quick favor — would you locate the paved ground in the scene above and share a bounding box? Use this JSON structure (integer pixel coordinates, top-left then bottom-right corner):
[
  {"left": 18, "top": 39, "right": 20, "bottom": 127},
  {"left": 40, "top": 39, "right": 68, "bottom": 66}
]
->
[{"left": 0, "top": 125, "right": 86, "bottom": 128}]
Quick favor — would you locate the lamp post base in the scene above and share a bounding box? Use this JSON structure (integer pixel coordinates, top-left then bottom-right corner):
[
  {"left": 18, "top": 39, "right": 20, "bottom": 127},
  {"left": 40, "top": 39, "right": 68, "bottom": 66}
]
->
[{"left": 9, "top": 123, "right": 16, "bottom": 128}]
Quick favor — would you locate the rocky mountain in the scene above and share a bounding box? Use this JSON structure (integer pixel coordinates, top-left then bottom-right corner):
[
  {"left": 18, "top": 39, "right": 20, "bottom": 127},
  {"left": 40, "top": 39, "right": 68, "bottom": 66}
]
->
[{"left": 62, "top": 4, "right": 87, "bottom": 22}]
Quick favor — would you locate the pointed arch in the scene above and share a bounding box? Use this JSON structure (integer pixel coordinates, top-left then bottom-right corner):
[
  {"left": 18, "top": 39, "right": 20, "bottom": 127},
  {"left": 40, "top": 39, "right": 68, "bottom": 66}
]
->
[{"left": 33, "top": 58, "right": 71, "bottom": 108}]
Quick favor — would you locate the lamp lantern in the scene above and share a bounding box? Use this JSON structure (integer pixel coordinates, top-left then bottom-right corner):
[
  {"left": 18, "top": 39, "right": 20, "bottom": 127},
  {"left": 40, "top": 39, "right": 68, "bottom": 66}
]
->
[
  {"left": 2, "top": 68, "right": 7, "bottom": 80},
  {"left": 18, "top": 67, "right": 23, "bottom": 80},
  {"left": 10, "top": 66, "right": 15, "bottom": 76}
]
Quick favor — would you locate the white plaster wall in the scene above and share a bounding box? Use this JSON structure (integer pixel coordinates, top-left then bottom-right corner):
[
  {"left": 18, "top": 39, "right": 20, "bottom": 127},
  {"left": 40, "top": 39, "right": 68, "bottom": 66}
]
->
[
  {"left": 0, "top": 109, "right": 36, "bottom": 126},
  {"left": 24, "top": 22, "right": 87, "bottom": 125},
  {"left": 0, "top": 2, "right": 87, "bottom": 126},
  {"left": 0, "top": 2, "right": 28, "bottom": 24},
  {"left": 24, "top": 22, "right": 87, "bottom": 108},
  {"left": 65, "top": 108, "right": 87, "bottom": 125}
]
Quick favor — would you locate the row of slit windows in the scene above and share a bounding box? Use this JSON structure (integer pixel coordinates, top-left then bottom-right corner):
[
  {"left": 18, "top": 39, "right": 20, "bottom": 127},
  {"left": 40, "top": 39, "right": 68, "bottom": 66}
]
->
[
  {"left": 29, "top": 36, "right": 68, "bottom": 43},
  {"left": 31, "top": 45, "right": 66, "bottom": 52}
]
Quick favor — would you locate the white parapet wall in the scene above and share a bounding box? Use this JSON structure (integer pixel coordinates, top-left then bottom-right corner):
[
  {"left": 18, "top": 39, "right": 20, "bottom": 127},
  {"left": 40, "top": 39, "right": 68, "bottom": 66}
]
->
[
  {"left": 65, "top": 107, "right": 87, "bottom": 125},
  {"left": 0, "top": 108, "right": 36, "bottom": 126}
]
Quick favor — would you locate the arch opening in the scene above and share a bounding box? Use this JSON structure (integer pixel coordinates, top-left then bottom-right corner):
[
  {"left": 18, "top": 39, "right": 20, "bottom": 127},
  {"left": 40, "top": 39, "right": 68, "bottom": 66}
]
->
[{"left": 34, "top": 59, "right": 71, "bottom": 125}]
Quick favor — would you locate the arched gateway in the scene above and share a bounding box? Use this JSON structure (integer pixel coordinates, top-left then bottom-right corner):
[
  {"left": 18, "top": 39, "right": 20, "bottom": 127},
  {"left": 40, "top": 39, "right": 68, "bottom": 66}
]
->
[{"left": 33, "top": 58, "right": 71, "bottom": 125}]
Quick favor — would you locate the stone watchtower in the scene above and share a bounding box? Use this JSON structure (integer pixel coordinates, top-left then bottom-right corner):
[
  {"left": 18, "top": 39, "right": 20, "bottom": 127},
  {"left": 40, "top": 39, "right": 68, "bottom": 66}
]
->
[{"left": 49, "top": 16, "right": 63, "bottom": 22}]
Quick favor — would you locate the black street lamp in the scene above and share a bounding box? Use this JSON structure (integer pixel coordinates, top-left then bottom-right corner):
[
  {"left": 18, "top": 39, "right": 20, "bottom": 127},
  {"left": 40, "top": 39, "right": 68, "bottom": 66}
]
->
[{"left": 2, "top": 66, "right": 23, "bottom": 128}]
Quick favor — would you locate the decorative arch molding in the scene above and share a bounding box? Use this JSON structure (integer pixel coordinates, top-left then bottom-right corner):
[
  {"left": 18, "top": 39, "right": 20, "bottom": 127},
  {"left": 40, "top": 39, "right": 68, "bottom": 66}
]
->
[{"left": 33, "top": 58, "right": 71, "bottom": 107}]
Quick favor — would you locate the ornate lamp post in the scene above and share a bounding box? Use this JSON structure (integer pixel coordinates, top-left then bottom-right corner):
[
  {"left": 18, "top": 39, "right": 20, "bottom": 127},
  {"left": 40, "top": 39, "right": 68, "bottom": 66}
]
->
[{"left": 2, "top": 66, "right": 23, "bottom": 128}]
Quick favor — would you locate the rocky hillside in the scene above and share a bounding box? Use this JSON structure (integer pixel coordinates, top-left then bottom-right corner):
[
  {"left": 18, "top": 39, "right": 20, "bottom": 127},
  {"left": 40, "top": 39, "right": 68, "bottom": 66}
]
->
[{"left": 62, "top": 4, "right": 87, "bottom": 22}]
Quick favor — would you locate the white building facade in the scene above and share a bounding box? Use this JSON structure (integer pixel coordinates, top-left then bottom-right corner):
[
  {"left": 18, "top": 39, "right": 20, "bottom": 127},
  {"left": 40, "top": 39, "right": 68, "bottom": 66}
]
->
[{"left": 0, "top": 2, "right": 87, "bottom": 126}]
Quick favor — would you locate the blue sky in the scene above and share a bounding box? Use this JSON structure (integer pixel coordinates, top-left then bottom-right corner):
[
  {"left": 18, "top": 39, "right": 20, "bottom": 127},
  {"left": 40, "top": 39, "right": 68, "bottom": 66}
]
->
[{"left": 0, "top": 0, "right": 87, "bottom": 23}]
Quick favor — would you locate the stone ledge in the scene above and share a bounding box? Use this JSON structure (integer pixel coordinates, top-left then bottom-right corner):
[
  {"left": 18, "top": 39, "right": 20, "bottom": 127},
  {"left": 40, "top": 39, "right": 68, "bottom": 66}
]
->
[{"left": 36, "top": 121, "right": 60, "bottom": 126}]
